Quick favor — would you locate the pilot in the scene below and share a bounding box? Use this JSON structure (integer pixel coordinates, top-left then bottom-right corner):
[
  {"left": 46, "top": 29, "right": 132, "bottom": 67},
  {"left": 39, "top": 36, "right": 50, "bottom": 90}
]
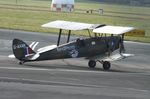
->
[{"left": 76, "top": 38, "right": 85, "bottom": 47}]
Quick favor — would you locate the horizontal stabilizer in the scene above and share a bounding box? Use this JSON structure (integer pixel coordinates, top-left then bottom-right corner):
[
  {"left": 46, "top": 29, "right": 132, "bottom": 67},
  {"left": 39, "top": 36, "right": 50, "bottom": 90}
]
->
[{"left": 37, "top": 45, "right": 57, "bottom": 53}]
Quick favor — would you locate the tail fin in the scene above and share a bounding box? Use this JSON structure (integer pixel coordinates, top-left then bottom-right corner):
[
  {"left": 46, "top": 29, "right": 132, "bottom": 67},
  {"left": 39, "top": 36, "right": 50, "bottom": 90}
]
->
[{"left": 12, "top": 39, "right": 36, "bottom": 61}]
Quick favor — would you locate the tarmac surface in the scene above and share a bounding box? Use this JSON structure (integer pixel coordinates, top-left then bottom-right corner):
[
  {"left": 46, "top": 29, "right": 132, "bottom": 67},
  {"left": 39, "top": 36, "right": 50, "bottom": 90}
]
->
[{"left": 0, "top": 29, "right": 150, "bottom": 99}]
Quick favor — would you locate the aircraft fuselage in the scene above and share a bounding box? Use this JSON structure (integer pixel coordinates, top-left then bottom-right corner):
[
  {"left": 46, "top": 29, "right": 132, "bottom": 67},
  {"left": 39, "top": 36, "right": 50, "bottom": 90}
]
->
[{"left": 35, "top": 36, "right": 120, "bottom": 61}]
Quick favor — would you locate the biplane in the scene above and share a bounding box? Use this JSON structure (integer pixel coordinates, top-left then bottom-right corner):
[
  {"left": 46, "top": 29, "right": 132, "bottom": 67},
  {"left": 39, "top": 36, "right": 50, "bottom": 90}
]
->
[{"left": 10, "top": 20, "right": 134, "bottom": 70}]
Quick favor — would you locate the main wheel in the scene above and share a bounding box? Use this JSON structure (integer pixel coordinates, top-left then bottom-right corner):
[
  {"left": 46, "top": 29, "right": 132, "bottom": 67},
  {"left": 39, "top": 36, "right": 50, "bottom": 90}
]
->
[
  {"left": 103, "top": 61, "right": 111, "bottom": 70},
  {"left": 88, "top": 60, "right": 96, "bottom": 68}
]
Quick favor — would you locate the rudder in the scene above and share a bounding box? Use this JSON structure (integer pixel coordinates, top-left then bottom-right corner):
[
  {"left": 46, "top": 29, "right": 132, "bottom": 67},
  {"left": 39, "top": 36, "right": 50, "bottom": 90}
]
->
[{"left": 12, "top": 39, "right": 36, "bottom": 61}]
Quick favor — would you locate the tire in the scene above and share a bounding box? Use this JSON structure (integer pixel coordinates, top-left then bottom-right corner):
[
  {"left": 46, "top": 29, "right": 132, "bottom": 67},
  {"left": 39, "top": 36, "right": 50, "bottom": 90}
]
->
[
  {"left": 103, "top": 61, "right": 111, "bottom": 70},
  {"left": 88, "top": 60, "right": 96, "bottom": 68}
]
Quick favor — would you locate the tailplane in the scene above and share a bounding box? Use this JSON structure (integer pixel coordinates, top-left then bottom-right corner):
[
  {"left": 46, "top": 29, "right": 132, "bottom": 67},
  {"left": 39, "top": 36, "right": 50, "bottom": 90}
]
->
[{"left": 12, "top": 39, "right": 36, "bottom": 61}]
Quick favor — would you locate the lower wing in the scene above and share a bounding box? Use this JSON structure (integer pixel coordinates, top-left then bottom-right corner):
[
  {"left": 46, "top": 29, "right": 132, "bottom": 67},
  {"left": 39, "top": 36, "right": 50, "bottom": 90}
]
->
[
  {"left": 88, "top": 53, "right": 134, "bottom": 61},
  {"left": 103, "top": 53, "right": 134, "bottom": 61}
]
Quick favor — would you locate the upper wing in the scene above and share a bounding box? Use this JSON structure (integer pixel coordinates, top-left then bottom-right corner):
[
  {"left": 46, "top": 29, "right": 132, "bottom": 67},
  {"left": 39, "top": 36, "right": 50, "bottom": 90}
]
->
[
  {"left": 42, "top": 20, "right": 135, "bottom": 35},
  {"left": 41, "top": 20, "right": 99, "bottom": 30},
  {"left": 93, "top": 25, "right": 135, "bottom": 35}
]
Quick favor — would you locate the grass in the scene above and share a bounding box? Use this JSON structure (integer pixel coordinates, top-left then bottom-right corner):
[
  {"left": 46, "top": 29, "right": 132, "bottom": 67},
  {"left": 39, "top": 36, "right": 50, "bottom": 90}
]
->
[{"left": 0, "top": 0, "right": 150, "bottom": 42}]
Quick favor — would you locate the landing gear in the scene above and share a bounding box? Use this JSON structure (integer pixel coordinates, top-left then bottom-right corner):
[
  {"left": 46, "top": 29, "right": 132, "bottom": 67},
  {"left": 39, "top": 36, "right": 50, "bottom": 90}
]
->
[
  {"left": 19, "top": 61, "right": 25, "bottom": 65},
  {"left": 102, "top": 61, "right": 111, "bottom": 70},
  {"left": 88, "top": 60, "right": 96, "bottom": 68},
  {"left": 88, "top": 60, "right": 111, "bottom": 70}
]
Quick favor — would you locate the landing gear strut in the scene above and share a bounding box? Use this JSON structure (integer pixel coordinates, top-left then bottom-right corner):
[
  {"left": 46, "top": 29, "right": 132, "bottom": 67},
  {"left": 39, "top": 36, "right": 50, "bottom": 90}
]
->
[{"left": 88, "top": 60, "right": 96, "bottom": 68}]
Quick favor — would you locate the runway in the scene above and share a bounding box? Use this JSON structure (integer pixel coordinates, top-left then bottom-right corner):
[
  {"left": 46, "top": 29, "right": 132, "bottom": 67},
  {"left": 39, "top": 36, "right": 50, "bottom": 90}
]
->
[{"left": 0, "top": 29, "right": 150, "bottom": 99}]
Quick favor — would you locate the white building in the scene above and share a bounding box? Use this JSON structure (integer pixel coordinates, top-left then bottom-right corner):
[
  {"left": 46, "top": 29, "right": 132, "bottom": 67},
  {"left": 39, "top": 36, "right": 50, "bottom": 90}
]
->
[{"left": 51, "top": 0, "right": 74, "bottom": 12}]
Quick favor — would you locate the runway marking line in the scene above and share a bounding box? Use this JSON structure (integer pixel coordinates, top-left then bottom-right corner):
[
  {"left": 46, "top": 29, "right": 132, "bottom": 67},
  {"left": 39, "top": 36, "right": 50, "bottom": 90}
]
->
[
  {"left": 0, "top": 66, "right": 108, "bottom": 74},
  {"left": 0, "top": 66, "right": 150, "bottom": 75},
  {"left": 0, "top": 76, "right": 149, "bottom": 93}
]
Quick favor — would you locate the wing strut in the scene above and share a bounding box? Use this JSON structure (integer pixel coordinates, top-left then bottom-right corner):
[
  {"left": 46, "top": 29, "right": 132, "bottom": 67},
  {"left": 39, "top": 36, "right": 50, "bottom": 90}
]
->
[
  {"left": 119, "top": 34, "right": 125, "bottom": 53},
  {"left": 88, "top": 30, "right": 92, "bottom": 37},
  {"left": 67, "top": 30, "right": 71, "bottom": 43},
  {"left": 57, "top": 29, "right": 62, "bottom": 46}
]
